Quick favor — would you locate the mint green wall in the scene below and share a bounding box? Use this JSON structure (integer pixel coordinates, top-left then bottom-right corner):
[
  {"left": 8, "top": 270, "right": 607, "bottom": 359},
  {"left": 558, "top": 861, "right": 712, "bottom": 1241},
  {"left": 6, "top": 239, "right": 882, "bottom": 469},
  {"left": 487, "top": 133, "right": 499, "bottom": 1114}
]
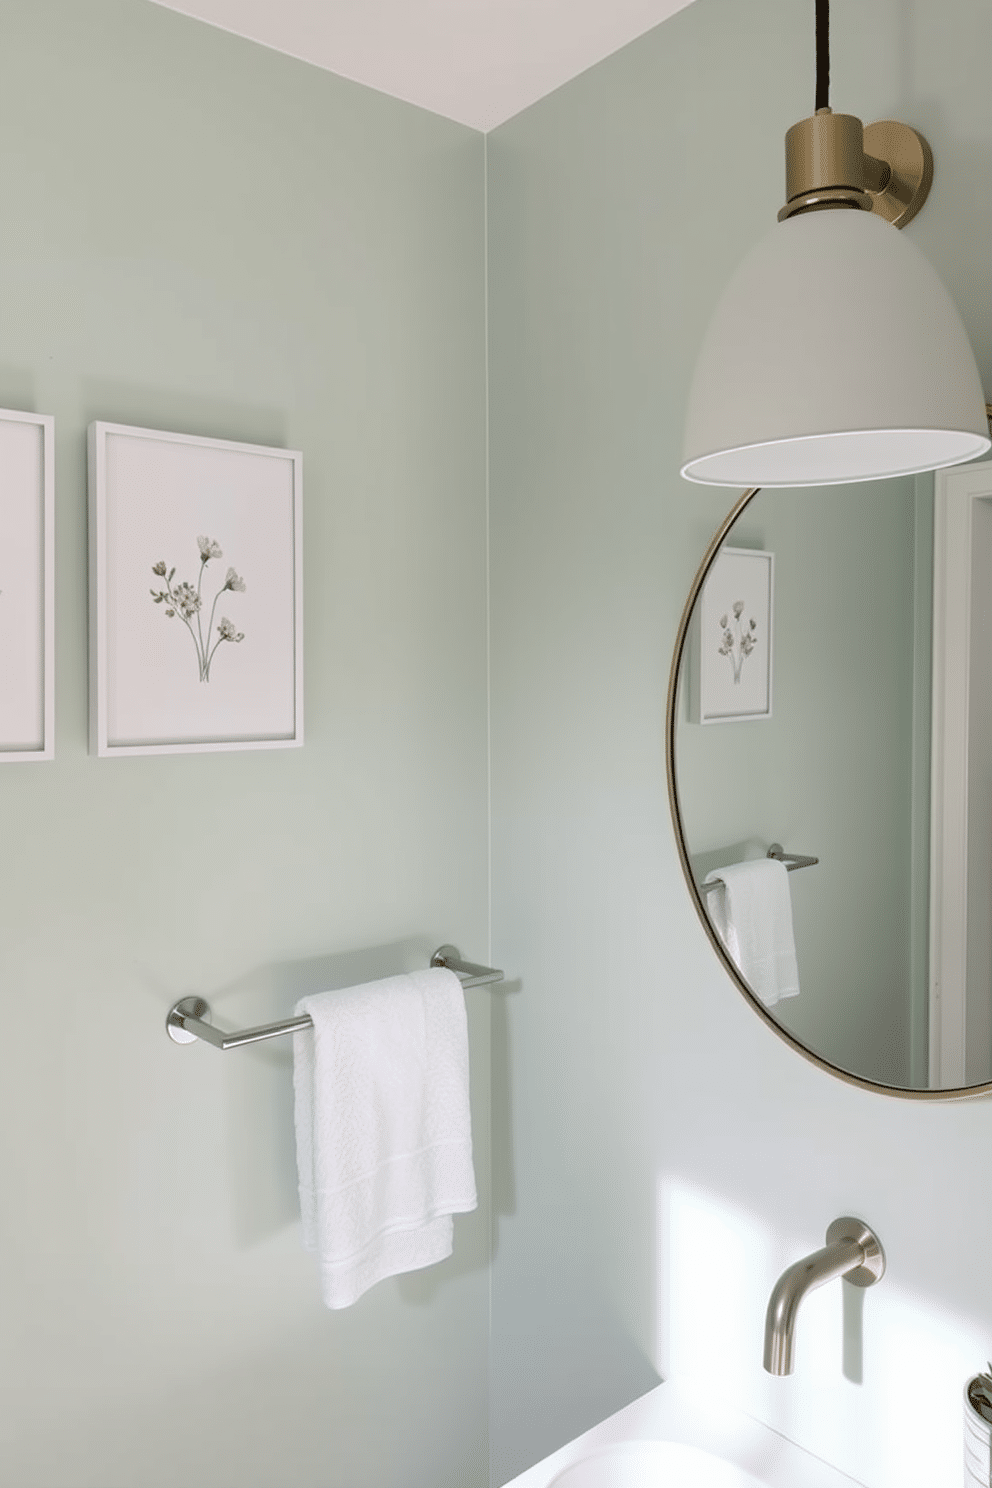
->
[
  {"left": 488, "top": 1, "right": 992, "bottom": 1484},
  {"left": 7, "top": 2, "right": 992, "bottom": 1485},
  {"left": 0, "top": 5, "right": 489, "bottom": 1486}
]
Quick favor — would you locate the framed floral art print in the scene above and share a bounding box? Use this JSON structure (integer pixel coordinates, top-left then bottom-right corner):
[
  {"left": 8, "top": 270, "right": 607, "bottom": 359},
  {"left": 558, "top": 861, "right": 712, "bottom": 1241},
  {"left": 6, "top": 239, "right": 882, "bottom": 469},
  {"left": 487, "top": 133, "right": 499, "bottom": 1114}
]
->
[
  {"left": 88, "top": 422, "right": 303, "bottom": 756},
  {"left": 691, "top": 546, "right": 773, "bottom": 724}
]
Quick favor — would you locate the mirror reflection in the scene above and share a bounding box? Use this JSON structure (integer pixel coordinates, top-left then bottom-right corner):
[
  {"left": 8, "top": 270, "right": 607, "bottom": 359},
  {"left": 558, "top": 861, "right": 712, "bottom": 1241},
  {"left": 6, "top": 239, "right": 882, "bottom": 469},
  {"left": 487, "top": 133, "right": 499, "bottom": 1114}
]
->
[{"left": 671, "top": 471, "right": 992, "bottom": 1093}]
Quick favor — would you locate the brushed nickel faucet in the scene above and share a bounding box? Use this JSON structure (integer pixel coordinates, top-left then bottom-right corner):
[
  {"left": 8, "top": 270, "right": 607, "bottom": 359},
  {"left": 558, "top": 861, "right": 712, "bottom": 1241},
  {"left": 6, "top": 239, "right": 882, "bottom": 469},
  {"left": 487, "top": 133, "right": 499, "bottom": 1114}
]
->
[{"left": 763, "top": 1217, "right": 885, "bottom": 1375}]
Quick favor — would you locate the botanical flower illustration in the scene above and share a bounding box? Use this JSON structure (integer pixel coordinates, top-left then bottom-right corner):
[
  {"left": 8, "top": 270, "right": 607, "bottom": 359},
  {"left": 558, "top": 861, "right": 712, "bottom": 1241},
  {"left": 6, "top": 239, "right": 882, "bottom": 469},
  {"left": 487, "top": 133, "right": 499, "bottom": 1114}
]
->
[
  {"left": 717, "top": 598, "right": 757, "bottom": 684},
  {"left": 970, "top": 1364, "right": 992, "bottom": 1425},
  {"left": 150, "top": 536, "right": 246, "bottom": 682}
]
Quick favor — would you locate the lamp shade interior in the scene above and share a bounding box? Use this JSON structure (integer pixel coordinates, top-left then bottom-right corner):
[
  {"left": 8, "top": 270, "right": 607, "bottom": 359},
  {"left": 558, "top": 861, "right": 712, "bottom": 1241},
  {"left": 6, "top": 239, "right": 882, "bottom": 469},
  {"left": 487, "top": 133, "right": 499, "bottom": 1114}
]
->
[{"left": 682, "top": 208, "right": 990, "bottom": 487}]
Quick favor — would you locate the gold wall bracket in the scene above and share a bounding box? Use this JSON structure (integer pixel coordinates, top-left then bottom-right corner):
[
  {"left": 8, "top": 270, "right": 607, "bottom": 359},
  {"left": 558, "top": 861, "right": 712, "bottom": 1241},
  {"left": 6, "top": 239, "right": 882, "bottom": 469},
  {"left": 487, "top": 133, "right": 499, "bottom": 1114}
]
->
[
  {"left": 863, "top": 120, "right": 933, "bottom": 227},
  {"left": 779, "top": 109, "right": 933, "bottom": 229}
]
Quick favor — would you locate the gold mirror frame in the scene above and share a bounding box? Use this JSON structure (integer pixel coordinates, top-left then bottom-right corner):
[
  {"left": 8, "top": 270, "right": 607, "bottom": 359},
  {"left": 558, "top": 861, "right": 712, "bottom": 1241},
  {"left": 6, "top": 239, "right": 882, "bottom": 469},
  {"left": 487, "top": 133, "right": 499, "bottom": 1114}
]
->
[{"left": 665, "top": 476, "right": 992, "bottom": 1102}]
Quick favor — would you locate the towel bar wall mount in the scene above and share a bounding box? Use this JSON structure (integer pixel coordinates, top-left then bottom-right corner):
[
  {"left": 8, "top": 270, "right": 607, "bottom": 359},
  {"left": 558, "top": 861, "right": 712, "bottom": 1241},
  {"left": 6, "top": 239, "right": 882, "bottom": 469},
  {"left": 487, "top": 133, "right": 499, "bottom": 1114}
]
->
[
  {"left": 166, "top": 945, "right": 503, "bottom": 1050},
  {"left": 767, "top": 842, "right": 819, "bottom": 872}
]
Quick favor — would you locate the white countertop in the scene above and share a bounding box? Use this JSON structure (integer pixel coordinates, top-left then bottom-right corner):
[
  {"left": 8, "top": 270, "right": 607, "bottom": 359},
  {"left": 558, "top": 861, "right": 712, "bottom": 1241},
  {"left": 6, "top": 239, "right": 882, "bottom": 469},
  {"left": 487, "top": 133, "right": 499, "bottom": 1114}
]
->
[{"left": 502, "top": 1380, "right": 867, "bottom": 1488}]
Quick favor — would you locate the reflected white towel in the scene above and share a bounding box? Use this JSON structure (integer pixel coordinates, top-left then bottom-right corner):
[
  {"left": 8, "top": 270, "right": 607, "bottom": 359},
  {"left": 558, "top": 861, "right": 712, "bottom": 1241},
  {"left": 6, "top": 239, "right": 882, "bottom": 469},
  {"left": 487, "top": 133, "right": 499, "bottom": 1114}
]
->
[
  {"left": 704, "top": 858, "right": 800, "bottom": 1007},
  {"left": 293, "top": 968, "right": 477, "bottom": 1309}
]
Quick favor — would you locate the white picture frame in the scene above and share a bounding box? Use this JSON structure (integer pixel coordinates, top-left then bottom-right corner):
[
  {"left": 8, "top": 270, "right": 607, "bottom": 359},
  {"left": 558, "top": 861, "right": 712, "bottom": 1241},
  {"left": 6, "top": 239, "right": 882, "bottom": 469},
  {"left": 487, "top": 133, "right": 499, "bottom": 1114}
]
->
[
  {"left": 89, "top": 422, "right": 303, "bottom": 757},
  {"left": 0, "top": 409, "right": 55, "bottom": 762},
  {"left": 691, "top": 546, "right": 773, "bottom": 724}
]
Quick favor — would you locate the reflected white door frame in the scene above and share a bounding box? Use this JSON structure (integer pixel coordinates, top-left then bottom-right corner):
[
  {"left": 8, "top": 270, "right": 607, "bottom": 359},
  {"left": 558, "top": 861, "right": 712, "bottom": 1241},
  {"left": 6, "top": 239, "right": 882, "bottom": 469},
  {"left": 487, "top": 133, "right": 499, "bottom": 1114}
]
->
[{"left": 930, "top": 461, "right": 992, "bottom": 1087}]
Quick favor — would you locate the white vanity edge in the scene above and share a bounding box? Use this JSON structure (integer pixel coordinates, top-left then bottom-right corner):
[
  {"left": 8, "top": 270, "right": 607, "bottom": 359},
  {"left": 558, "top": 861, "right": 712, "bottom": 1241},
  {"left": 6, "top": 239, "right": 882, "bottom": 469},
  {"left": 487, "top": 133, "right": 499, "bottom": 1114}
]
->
[{"left": 500, "top": 1379, "right": 867, "bottom": 1488}]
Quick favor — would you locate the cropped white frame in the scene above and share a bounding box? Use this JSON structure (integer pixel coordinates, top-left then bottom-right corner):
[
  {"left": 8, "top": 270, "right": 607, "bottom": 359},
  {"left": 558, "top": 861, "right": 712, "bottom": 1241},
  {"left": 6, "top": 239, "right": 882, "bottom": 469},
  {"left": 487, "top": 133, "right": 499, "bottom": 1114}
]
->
[
  {"left": 89, "top": 422, "right": 303, "bottom": 757},
  {"left": 0, "top": 409, "right": 55, "bottom": 762}
]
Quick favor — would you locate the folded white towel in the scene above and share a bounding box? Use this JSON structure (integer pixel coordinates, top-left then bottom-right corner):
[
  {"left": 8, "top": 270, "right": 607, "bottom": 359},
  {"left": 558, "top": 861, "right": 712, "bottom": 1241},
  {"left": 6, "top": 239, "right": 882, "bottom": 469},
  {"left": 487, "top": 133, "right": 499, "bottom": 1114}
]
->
[
  {"left": 704, "top": 858, "right": 800, "bottom": 1007},
  {"left": 293, "top": 967, "right": 477, "bottom": 1309}
]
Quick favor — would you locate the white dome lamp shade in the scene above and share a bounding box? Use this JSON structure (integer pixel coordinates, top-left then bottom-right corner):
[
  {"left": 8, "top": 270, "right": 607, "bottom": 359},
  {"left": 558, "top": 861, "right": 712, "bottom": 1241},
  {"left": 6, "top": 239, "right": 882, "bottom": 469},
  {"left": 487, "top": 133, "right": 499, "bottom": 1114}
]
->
[{"left": 681, "top": 11, "right": 990, "bottom": 488}]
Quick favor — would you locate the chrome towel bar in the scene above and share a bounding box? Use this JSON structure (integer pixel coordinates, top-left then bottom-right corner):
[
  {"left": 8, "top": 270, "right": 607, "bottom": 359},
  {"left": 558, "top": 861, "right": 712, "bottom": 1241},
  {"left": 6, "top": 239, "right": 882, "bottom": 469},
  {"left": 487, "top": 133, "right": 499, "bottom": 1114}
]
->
[
  {"left": 701, "top": 842, "right": 819, "bottom": 896},
  {"left": 166, "top": 945, "right": 503, "bottom": 1050}
]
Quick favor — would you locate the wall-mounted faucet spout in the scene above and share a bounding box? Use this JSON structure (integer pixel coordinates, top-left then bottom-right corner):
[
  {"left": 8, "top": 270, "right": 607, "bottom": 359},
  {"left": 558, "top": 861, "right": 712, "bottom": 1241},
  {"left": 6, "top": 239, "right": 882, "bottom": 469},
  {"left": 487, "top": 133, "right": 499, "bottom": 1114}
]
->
[{"left": 763, "top": 1217, "right": 885, "bottom": 1375}]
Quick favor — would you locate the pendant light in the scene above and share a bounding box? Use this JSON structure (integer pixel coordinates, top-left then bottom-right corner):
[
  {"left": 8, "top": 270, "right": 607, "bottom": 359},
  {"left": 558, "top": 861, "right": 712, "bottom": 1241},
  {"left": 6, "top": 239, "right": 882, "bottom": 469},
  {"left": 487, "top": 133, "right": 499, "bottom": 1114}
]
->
[{"left": 681, "top": 0, "right": 990, "bottom": 488}]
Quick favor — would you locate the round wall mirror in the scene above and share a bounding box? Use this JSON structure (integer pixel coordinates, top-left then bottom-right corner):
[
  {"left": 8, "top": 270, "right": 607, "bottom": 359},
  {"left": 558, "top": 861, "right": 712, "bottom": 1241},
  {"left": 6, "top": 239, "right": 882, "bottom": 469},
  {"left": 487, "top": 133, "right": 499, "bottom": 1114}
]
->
[{"left": 666, "top": 469, "right": 992, "bottom": 1097}]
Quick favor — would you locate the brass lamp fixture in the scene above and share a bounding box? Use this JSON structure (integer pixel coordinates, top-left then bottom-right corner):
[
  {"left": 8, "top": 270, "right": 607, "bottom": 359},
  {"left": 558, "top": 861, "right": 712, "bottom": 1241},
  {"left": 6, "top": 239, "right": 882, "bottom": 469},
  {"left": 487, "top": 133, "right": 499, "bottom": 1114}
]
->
[
  {"left": 681, "top": 0, "right": 990, "bottom": 488},
  {"left": 778, "top": 111, "right": 931, "bottom": 227}
]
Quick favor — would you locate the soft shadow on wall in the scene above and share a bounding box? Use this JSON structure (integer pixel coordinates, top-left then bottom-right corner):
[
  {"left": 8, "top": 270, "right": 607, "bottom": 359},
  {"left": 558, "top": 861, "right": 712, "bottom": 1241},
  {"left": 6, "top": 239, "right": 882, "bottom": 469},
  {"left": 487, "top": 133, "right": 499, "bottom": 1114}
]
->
[{"left": 491, "top": 972, "right": 524, "bottom": 1246}]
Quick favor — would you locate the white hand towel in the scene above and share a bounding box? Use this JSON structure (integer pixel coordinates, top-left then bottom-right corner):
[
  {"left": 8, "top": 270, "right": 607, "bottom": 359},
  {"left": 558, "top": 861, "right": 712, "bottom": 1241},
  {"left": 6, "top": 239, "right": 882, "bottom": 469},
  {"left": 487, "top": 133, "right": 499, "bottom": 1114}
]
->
[
  {"left": 293, "top": 967, "right": 477, "bottom": 1309},
  {"left": 704, "top": 858, "right": 800, "bottom": 1007}
]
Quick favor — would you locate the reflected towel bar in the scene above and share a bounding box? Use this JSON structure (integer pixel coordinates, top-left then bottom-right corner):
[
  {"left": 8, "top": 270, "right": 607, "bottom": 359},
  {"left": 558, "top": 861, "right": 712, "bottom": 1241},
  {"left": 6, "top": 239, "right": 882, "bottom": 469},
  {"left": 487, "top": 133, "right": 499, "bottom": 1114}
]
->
[
  {"left": 701, "top": 842, "right": 819, "bottom": 896},
  {"left": 166, "top": 945, "right": 503, "bottom": 1050}
]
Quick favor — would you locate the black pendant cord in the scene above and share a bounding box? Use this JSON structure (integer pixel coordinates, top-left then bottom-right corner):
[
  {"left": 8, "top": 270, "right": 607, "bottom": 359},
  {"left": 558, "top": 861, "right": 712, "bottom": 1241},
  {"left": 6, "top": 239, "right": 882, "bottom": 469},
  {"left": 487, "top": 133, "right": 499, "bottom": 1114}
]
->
[{"left": 815, "top": 0, "right": 830, "bottom": 111}]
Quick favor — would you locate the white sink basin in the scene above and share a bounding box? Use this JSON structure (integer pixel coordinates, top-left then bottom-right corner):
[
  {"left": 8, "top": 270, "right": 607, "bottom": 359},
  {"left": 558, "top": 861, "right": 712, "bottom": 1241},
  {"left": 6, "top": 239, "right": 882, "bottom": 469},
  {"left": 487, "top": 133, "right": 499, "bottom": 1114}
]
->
[
  {"left": 502, "top": 1381, "right": 865, "bottom": 1488},
  {"left": 549, "top": 1440, "right": 769, "bottom": 1487}
]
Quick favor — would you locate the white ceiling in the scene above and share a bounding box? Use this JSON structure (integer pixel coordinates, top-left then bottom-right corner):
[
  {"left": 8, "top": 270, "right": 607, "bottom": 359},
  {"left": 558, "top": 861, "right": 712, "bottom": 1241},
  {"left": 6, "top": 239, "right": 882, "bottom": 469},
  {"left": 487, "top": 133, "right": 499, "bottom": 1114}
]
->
[{"left": 148, "top": 0, "right": 698, "bottom": 133}]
